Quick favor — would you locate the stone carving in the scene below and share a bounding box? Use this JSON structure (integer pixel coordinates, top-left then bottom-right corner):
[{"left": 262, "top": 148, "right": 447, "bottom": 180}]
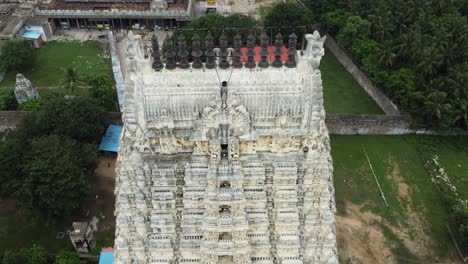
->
[
  {"left": 115, "top": 31, "right": 338, "bottom": 264},
  {"left": 14, "top": 74, "right": 39, "bottom": 104},
  {"left": 305, "top": 31, "right": 327, "bottom": 70},
  {"left": 232, "top": 33, "right": 243, "bottom": 69},
  {"left": 164, "top": 36, "right": 176, "bottom": 70},
  {"left": 285, "top": 33, "right": 298, "bottom": 68},
  {"left": 151, "top": 34, "right": 163, "bottom": 71},
  {"left": 258, "top": 33, "right": 270, "bottom": 68},
  {"left": 272, "top": 32, "right": 284, "bottom": 68},
  {"left": 177, "top": 34, "right": 190, "bottom": 69},
  {"left": 191, "top": 33, "right": 203, "bottom": 69},
  {"left": 205, "top": 32, "right": 216, "bottom": 69},
  {"left": 218, "top": 33, "right": 230, "bottom": 69},
  {"left": 245, "top": 33, "right": 256, "bottom": 69}
]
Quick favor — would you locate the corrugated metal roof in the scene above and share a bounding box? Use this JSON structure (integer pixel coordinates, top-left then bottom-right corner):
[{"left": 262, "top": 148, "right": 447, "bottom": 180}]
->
[{"left": 98, "top": 125, "right": 122, "bottom": 152}]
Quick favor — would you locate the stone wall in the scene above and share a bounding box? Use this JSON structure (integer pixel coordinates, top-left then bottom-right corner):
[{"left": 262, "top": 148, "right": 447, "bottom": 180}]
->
[
  {"left": 325, "top": 35, "right": 401, "bottom": 115},
  {"left": 108, "top": 31, "right": 125, "bottom": 111},
  {"left": 326, "top": 114, "right": 412, "bottom": 135}
]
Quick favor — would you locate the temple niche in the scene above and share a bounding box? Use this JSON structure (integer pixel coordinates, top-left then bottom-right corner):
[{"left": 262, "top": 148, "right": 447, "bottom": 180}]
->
[{"left": 114, "top": 30, "right": 338, "bottom": 264}]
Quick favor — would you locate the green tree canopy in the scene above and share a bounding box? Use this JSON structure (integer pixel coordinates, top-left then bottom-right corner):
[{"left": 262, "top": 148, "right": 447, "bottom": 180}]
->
[
  {"left": 263, "top": 3, "right": 314, "bottom": 41},
  {"left": 17, "top": 135, "right": 92, "bottom": 218},
  {"left": 0, "top": 139, "right": 23, "bottom": 196},
  {"left": 86, "top": 74, "right": 118, "bottom": 112},
  {"left": 54, "top": 250, "right": 85, "bottom": 264},
  {"left": 0, "top": 40, "right": 35, "bottom": 73}
]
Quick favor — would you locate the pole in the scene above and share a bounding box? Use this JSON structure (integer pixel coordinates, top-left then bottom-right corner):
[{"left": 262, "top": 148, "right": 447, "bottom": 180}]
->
[{"left": 362, "top": 145, "right": 389, "bottom": 208}]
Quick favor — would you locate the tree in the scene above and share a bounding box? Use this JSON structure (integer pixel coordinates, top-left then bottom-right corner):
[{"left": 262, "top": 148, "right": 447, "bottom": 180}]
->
[
  {"left": 62, "top": 67, "right": 83, "bottom": 93},
  {"left": 17, "top": 135, "right": 91, "bottom": 218},
  {"left": 376, "top": 40, "right": 398, "bottom": 68},
  {"left": 0, "top": 140, "right": 23, "bottom": 196},
  {"left": 0, "top": 40, "right": 35, "bottom": 73},
  {"left": 0, "top": 89, "right": 17, "bottom": 111},
  {"left": 87, "top": 74, "right": 118, "bottom": 111},
  {"left": 263, "top": 3, "right": 314, "bottom": 41},
  {"left": 18, "top": 99, "right": 44, "bottom": 111},
  {"left": 24, "top": 244, "right": 47, "bottom": 264},
  {"left": 17, "top": 95, "right": 104, "bottom": 143},
  {"left": 337, "top": 15, "right": 370, "bottom": 48},
  {"left": 54, "top": 251, "right": 85, "bottom": 264}
]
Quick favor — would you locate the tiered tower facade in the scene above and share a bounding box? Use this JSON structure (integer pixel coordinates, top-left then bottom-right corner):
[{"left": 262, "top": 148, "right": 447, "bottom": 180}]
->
[{"left": 114, "top": 31, "right": 338, "bottom": 264}]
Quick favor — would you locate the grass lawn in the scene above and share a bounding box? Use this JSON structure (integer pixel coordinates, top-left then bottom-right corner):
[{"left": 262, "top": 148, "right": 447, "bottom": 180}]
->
[
  {"left": 0, "top": 41, "right": 112, "bottom": 88},
  {"left": 321, "top": 48, "right": 384, "bottom": 114},
  {"left": 331, "top": 135, "right": 466, "bottom": 262}
]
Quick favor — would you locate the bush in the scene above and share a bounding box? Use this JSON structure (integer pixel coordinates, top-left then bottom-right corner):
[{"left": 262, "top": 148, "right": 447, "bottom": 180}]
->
[
  {"left": 337, "top": 16, "right": 370, "bottom": 49},
  {"left": 18, "top": 99, "right": 44, "bottom": 111},
  {"left": 0, "top": 41, "right": 35, "bottom": 72},
  {"left": 54, "top": 250, "right": 85, "bottom": 264},
  {"left": 0, "top": 89, "right": 17, "bottom": 111}
]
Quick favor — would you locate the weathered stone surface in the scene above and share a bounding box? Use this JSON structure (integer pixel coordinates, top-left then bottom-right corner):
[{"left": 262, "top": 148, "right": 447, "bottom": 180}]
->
[
  {"left": 14, "top": 74, "right": 39, "bottom": 104},
  {"left": 115, "top": 30, "right": 338, "bottom": 264}
]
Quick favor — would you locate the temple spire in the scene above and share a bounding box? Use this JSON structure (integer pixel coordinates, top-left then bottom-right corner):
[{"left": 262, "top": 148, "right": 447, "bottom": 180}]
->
[
  {"left": 245, "top": 33, "right": 256, "bottom": 69},
  {"left": 232, "top": 33, "right": 243, "bottom": 69},
  {"left": 285, "top": 33, "right": 297, "bottom": 68},
  {"left": 205, "top": 32, "right": 216, "bottom": 69},
  {"left": 258, "top": 33, "right": 270, "bottom": 68},
  {"left": 272, "top": 32, "right": 284, "bottom": 68},
  {"left": 218, "top": 32, "right": 230, "bottom": 69},
  {"left": 151, "top": 34, "right": 163, "bottom": 71},
  {"left": 177, "top": 34, "right": 190, "bottom": 69},
  {"left": 191, "top": 33, "right": 203, "bottom": 69},
  {"left": 164, "top": 36, "right": 176, "bottom": 70}
]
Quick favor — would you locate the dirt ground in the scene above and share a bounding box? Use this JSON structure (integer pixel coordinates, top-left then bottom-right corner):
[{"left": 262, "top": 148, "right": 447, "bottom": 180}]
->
[
  {"left": 337, "top": 161, "right": 461, "bottom": 264},
  {"left": 72, "top": 156, "right": 116, "bottom": 231}
]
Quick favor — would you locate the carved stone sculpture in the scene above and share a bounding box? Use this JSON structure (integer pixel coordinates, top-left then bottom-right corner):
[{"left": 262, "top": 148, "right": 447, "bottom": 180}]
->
[
  {"left": 272, "top": 32, "right": 284, "bottom": 68},
  {"left": 205, "top": 32, "right": 216, "bottom": 69},
  {"left": 258, "top": 33, "right": 270, "bottom": 68},
  {"left": 177, "top": 34, "right": 190, "bottom": 69},
  {"left": 285, "top": 33, "right": 298, "bottom": 68},
  {"left": 14, "top": 74, "right": 39, "bottom": 104},
  {"left": 245, "top": 33, "right": 256, "bottom": 69},
  {"left": 151, "top": 34, "right": 163, "bottom": 71},
  {"left": 218, "top": 33, "right": 230, "bottom": 69},
  {"left": 232, "top": 34, "right": 243, "bottom": 69},
  {"left": 191, "top": 33, "right": 203, "bottom": 69},
  {"left": 116, "top": 30, "right": 338, "bottom": 264},
  {"left": 164, "top": 36, "right": 176, "bottom": 70}
]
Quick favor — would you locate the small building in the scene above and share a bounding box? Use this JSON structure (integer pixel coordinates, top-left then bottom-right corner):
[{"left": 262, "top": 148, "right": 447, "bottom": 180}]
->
[
  {"left": 22, "top": 30, "right": 44, "bottom": 48},
  {"left": 99, "top": 248, "right": 114, "bottom": 264},
  {"left": 69, "top": 222, "right": 96, "bottom": 254},
  {"left": 99, "top": 125, "right": 123, "bottom": 153}
]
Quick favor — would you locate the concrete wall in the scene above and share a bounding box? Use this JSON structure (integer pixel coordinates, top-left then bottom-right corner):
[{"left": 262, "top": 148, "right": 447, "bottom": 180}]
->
[
  {"left": 108, "top": 31, "right": 124, "bottom": 111},
  {"left": 325, "top": 114, "right": 412, "bottom": 135},
  {"left": 325, "top": 35, "right": 401, "bottom": 116}
]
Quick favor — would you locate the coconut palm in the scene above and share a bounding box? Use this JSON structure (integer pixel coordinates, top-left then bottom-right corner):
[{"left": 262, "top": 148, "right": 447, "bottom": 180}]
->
[{"left": 62, "top": 67, "right": 82, "bottom": 93}]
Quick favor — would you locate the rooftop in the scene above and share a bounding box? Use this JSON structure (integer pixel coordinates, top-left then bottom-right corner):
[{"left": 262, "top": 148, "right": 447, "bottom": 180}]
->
[
  {"left": 0, "top": 3, "right": 34, "bottom": 39},
  {"left": 39, "top": 0, "right": 188, "bottom": 12}
]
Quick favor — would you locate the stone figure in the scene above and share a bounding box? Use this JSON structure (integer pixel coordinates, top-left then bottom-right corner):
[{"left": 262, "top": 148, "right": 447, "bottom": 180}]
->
[
  {"left": 218, "top": 33, "right": 230, "bottom": 69},
  {"left": 285, "top": 33, "right": 298, "bottom": 68},
  {"left": 177, "top": 34, "right": 190, "bottom": 69},
  {"left": 205, "top": 32, "right": 216, "bottom": 69},
  {"left": 191, "top": 33, "right": 203, "bottom": 69},
  {"left": 305, "top": 31, "right": 327, "bottom": 70},
  {"left": 232, "top": 33, "right": 243, "bottom": 69},
  {"left": 14, "top": 74, "right": 39, "bottom": 104},
  {"left": 164, "top": 36, "right": 176, "bottom": 70},
  {"left": 245, "top": 33, "right": 256, "bottom": 69},
  {"left": 272, "top": 32, "right": 284, "bottom": 68},
  {"left": 151, "top": 34, "right": 163, "bottom": 71},
  {"left": 258, "top": 33, "right": 270, "bottom": 68}
]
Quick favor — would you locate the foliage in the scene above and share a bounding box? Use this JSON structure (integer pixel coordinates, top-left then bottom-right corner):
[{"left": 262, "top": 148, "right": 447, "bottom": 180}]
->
[
  {"left": 174, "top": 13, "right": 257, "bottom": 46},
  {"left": 0, "top": 89, "right": 16, "bottom": 111},
  {"left": 62, "top": 68, "right": 83, "bottom": 93},
  {"left": 24, "top": 244, "right": 47, "bottom": 264},
  {"left": 17, "top": 135, "right": 91, "bottom": 218},
  {"left": 17, "top": 95, "right": 104, "bottom": 143},
  {"left": 18, "top": 99, "right": 44, "bottom": 111},
  {"left": 0, "top": 41, "right": 35, "bottom": 73},
  {"left": 0, "top": 140, "right": 23, "bottom": 196},
  {"left": 54, "top": 250, "right": 85, "bottom": 264},
  {"left": 86, "top": 74, "right": 118, "bottom": 111},
  {"left": 304, "top": 0, "right": 468, "bottom": 130},
  {"left": 263, "top": 3, "right": 314, "bottom": 41}
]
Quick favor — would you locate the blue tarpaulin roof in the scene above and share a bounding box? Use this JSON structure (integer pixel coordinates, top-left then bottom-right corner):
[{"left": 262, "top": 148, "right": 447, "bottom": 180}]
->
[
  {"left": 99, "top": 252, "right": 114, "bottom": 264},
  {"left": 22, "top": 31, "right": 42, "bottom": 39},
  {"left": 98, "top": 125, "right": 122, "bottom": 152}
]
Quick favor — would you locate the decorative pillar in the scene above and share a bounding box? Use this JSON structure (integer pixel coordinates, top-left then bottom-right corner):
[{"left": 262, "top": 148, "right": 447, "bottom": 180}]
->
[
  {"left": 151, "top": 34, "right": 163, "bottom": 71},
  {"left": 205, "top": 32, "right": 216, "bottom": 69},
  {"left": 191, "top": 33, "right": 203, "bottom": 69},
  {"left": 232, "top": 33, "right": 243, "bottom": 69},
  {"left": 244, "top": 33, "right": 256, "bottom": 69},
  {"left": 164, "top": 36, "right": 176, "bottom": 70},
  {"left": 218, "top": 33, "right": 230, "bottom": 69},
  {"left": 272, "top": 32, "right": 283, "bottom": 68},
  {"left": 177, "top": 34, "right": 190, "bottom": 69},
  {"left": 285, "top": 33, "right": 298, "bottom": 68},
  {"left": 258, "top": 33, "right": 270, "bottom": 68}
]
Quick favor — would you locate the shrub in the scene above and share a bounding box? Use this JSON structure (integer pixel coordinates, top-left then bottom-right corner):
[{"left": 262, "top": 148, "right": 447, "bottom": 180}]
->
[{"left": 0, "top": 41, "right": 35, "bottom": 72}]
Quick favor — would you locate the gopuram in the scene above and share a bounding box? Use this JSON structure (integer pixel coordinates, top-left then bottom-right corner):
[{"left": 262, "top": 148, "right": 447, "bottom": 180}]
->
[{"left": 114, "top": 30, "right": 338, "bottom": 264}]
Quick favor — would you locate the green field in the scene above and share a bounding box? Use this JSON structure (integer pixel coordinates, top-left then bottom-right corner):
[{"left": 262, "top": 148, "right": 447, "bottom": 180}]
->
[
  {"left": 0, "top": 41, "right": 112, "bottom": 88},
  {"left": 331, "top": 135, "right": 467, "bottom": 262},
  {"left": 321, "top": 48, "right": 384, "bottom": 114}
]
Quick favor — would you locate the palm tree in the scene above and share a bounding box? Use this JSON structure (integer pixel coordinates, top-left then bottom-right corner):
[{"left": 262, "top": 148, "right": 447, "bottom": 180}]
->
[
  {"left": 416, "top": 47, "right": 443, "bottom": 77},
  {"left": 62, "top": 67, "right": 82, "bottom": 93},
  {"left": 377, "top": 41, "right": 397, "bottom": 68},
  {"left": 398, "top": 29, "right": 421, "bottom": 61}
]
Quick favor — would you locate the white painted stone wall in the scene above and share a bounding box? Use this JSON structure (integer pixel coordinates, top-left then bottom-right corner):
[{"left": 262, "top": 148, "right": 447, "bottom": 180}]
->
[{"left": 114, "top": 31, "right": 338, "bottom": 264}]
